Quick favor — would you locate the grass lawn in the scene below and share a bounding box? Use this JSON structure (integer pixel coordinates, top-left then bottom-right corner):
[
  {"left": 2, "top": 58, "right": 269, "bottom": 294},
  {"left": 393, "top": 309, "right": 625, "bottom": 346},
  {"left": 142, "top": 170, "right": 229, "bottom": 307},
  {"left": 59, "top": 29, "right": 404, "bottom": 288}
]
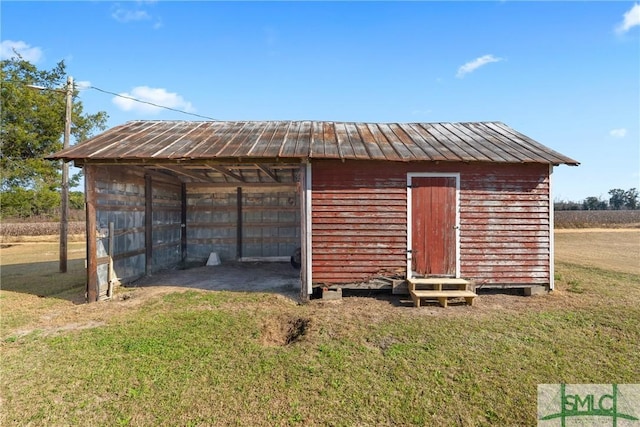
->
[{"left": 1, "top": 232, "right": 639, "bottom": 426}]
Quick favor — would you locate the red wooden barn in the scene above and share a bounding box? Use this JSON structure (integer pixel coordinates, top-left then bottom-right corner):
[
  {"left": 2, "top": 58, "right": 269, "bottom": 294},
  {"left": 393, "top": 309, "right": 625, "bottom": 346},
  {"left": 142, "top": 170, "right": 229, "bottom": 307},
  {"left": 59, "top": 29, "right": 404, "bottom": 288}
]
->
[{"left": 52, "top": 120, "right": 578, "bottom": 302}]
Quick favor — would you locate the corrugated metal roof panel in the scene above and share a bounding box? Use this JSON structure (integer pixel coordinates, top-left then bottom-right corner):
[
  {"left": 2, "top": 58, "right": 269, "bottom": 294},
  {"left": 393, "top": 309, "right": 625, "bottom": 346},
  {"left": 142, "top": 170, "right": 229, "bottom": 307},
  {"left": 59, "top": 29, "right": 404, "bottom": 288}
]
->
[{"left": 51, "top": 120, "right": 579, "bottom": 165}]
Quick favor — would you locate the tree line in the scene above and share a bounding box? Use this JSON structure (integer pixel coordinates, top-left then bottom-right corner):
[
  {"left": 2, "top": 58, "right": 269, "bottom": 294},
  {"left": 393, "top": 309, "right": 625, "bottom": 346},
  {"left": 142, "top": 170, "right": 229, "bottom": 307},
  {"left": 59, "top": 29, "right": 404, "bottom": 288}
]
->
[{"left": 555, "top": 188, "right": 639, "bottom": 211}]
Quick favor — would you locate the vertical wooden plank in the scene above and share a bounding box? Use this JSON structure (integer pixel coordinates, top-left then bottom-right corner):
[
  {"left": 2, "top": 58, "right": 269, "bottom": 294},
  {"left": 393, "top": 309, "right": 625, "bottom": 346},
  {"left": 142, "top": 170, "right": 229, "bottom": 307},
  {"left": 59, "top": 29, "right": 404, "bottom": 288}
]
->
[
  {"left": 145, "top": 174, "right": 153, "bottom": 275},
  {"left": 107, "top": 221, "right": 114, "bottom": 298},
  {"left": 85, "top": 164, "right": 98, "bottom": 302},
  {"left": 181, "top": 183, "right": 187, "bottom": 262},
  {"left": 236, "top": 187, "right": 243, "bottom": 259}
]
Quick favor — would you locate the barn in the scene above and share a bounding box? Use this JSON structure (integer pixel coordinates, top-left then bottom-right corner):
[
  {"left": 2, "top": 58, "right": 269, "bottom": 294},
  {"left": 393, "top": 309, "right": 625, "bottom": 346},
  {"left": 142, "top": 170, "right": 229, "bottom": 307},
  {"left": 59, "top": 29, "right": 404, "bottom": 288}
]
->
[{"left": 51, "top": 120, "right": 578, "bottom": 303}]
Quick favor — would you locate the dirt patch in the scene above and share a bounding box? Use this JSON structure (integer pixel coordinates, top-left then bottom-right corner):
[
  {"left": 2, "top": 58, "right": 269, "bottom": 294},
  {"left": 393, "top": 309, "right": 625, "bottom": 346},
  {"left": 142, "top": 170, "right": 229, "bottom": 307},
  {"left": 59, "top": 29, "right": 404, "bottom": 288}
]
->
[
  {"left": 8, "top": 321, "right": 106, "bottom": 341},
  {"left": 261, "top": 315, "right": 310, "bottom": 346}
]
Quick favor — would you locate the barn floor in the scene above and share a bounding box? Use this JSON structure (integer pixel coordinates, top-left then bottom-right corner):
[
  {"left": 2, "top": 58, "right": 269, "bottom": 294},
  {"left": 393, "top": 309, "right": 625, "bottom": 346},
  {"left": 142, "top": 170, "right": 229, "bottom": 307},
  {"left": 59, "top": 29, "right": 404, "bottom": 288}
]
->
[{"left": 129, "top": 262, "right": 301, "bottom": 297}]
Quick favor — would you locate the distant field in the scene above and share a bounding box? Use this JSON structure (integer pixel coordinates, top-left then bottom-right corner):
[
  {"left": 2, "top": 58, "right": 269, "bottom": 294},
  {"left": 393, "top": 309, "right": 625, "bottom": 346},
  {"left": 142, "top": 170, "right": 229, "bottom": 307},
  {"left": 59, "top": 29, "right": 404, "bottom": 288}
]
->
[
  {"left": 1, "top": 209, "right": 637, "bottom": 240},
  {"left": 554, "top": 209, "right": 640, "bottom": 228},
  {"left": 1, "top": 232, "right": 639, "bottom": 426},
  {"left": 555, "top": 229, "right": 640, "bottom": 275}
]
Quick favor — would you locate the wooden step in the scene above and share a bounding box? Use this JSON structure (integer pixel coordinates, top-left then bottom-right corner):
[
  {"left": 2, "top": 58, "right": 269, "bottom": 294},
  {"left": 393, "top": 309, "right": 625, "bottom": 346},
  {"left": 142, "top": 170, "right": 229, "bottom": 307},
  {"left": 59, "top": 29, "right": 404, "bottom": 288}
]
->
[
  {"left": 407, "top": 278, "right": 471, "bottom": 292},
  {"left": 409, "top": 290, "right": 476, "bottom": 308}
]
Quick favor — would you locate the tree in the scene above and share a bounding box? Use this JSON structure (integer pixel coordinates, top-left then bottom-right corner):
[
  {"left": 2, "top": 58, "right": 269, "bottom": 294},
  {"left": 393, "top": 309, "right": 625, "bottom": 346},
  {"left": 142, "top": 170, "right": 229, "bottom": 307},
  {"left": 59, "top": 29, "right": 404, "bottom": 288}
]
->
[
  {"left": 608, "top": 188, "right": 626, "bottom": 210},
  {"left": 624, "top": 188, "right": 638, "bottom": 210},
  {"left": 1, "top": 56, "right": 108, "bottom": 216},
  {"left": 582, "top": 196, "right": 607, "bottom": 211}
]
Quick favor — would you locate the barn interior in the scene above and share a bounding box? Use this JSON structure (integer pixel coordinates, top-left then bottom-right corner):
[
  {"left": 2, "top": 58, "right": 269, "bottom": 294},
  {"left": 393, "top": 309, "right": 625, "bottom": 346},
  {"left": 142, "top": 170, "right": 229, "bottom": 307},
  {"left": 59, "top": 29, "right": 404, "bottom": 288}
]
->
[{"left": 86, "top": 161, "right": 306, "bottom": 300}]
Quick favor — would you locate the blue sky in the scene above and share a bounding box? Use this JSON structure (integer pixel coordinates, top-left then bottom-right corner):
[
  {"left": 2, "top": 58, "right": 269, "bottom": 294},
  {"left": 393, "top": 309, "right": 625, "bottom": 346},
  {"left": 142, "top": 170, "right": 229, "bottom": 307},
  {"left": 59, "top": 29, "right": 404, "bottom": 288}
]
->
[{"left": 2, "top": 1, "right": 639, "bottom": 202}]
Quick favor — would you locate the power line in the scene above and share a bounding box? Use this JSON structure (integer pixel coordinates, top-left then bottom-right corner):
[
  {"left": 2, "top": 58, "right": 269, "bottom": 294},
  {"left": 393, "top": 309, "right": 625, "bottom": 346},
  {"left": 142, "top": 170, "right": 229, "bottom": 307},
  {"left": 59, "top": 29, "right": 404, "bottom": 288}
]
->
[
  {"left": 89, "top": 85, "right": 219, "bottom": 121},
  {"left": 3, "top": 79, "right": 220, "bottom": 121}
]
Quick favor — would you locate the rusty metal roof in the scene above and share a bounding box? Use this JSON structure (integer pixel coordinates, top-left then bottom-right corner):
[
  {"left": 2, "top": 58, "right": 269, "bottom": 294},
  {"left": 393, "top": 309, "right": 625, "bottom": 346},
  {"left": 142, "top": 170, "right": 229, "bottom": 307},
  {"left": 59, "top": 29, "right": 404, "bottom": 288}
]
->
[{"left": 51, "top": 120, "right": 579, "bottom": 165}]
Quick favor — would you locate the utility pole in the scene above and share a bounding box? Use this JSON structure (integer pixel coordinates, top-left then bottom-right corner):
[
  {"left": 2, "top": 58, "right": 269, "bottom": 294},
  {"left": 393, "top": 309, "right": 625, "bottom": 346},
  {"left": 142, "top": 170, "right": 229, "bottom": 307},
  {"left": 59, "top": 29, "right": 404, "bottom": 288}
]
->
[{"left": 60, "top": 76, "right": 73, "bottom": 273}]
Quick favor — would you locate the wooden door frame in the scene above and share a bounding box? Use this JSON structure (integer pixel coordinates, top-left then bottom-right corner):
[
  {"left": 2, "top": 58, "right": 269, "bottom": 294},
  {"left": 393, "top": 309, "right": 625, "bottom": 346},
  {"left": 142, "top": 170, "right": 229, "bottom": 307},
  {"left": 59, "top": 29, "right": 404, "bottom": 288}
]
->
[{"left": 406, "top": 172, "right": 461, "bottom": 280}]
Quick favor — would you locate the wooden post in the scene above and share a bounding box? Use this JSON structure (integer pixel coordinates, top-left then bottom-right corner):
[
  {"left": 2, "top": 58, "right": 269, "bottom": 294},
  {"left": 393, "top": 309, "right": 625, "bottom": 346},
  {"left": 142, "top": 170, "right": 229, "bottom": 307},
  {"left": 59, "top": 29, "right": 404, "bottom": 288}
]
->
[
  {"left": 59, "top": 76, "right": 73, "bottom": 273},
  {"left": 107, "top": 221, "right": 114, "bottom": 298},
  {"left": 145, "top": 174, "right": 153, "bottom": 275},
  {"left": 84, "top": 164, "right": 98, "bottom": 302},
  {"left": 299, "top": 163, "right": 311, "bottom": 301},
  {"left": 236, "top": 187, "right": 243, "bottom": 259},
  {"left": 181, "top": 183, "right": 187, "bottom": 263}
]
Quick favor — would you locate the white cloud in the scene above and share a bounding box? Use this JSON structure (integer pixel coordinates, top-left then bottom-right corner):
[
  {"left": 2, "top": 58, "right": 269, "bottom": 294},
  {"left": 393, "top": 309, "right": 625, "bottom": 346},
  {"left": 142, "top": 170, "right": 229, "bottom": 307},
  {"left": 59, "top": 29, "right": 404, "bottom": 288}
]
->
[
  {"left": 615, "top": 3, "right": 640, "bottom": 34},
  {"left": 111, "top": 3, "right": 162, "bottom": 28},
  {"left": 0, "top": 40, "right": 43, "bottom": 63},
  {"left": 456, "top": 54, "right": 503, "bottom": 78},
  {"left": 609, "top": 128, "right": 627, "bottom": 138},
  {"left": 112, "top": 7, "right": 151, "bottom": 23},
  {"left": 112, "top": 86, "right": 195, "bottom": 115}
]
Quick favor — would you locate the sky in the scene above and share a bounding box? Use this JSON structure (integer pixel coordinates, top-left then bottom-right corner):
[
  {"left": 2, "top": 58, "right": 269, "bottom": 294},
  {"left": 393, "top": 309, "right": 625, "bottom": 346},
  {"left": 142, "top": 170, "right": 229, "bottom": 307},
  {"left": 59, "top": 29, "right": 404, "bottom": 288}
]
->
[{"left": 2, "top": 1, "right": 639, "bottom": 202}]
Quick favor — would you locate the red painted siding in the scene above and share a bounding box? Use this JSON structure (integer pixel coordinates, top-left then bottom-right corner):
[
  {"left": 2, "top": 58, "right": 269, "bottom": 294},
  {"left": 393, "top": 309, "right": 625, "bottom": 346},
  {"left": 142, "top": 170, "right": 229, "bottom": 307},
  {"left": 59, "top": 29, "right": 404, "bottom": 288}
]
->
[
  {"left": 459, "top": 166, "right": 550, "bottom": 284},
  {"left": 311, "top": 162, "right": 407, "bottom": 283},
  {"left": 311, "top": 160, "right": 550, "bottom": 286}
]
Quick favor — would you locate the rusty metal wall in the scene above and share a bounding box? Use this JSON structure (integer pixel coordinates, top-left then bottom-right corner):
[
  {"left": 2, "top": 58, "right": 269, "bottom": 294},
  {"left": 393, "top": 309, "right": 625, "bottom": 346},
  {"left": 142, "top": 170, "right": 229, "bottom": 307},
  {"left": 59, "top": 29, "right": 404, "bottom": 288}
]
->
[
  {"left": 151, "top": 182, "right": 182, "bottom": 271},
  {"left": 185, "top": 186, "right": 300, "bottom": 262},
  {"left": 186, "top": 188, "right": 238, "bottom": 261},
  {"left": 94, "top": 167, "right": 146, "bottom": 290},
  {"left": 241, "top": 190, "right": 300, "bottom": 258},
  {"left": 311, "top": 160, "right": 551, "bottom": 287}
]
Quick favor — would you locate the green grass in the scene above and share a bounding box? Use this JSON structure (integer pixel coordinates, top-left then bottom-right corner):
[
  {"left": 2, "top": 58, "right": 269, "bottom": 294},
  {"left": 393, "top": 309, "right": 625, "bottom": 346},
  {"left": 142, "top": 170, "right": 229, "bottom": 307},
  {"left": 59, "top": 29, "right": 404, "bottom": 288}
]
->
[{"left": 2, "top": 239, "right": 640, "bottom": 426}]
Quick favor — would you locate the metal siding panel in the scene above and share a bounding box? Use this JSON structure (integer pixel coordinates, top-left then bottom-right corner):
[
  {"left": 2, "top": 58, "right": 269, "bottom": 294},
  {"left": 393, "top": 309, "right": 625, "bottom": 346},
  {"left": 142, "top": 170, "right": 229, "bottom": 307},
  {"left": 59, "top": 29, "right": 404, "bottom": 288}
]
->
[
  {"left": 366, "top": 123, "right": 403, "bottom": 161},
  {"left": 246, "top": 121, "right": 280, "bottom": 156},
  {"left": 377, "top": 124, "right": 416, "bottom": 160},
  {"left": 487, "top": 122, "right": 578, "bottom": 164},
  {"left": 465, "top": 123, "right": 531, "bottom": 163},
  {"left": 278, "top": 121, "right": 302, "bottom": 158},
  {"left": 293, "top": 121, "right": 312, "bottom": 157},
  {"left": 334, "top": 122, "right": 356, "bottom": 159},
  {"left": 194, "top": 121, "right": 241, "bottom": 157},
  {"left": 344, "top": 122, "right": 370, "bottom": 159},
  {"left": 355, "top": 123, "right": 387, "bottom": 160},
  {"left": 424, "top": 124, "right": 484, "bottom": 162},
  {"left": 53, "top": 120, "right": 578, "bottom": 166},
  {"left": 411, "top": 124, "right": 465, "bottom": 161}
]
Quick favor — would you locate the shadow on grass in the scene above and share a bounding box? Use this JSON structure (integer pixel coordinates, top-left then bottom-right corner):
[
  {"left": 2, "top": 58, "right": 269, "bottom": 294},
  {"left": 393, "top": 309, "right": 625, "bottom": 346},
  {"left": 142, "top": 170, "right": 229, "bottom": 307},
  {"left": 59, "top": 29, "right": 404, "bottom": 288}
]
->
[{"left": 0, "top": 258, "right": 86, "bottom": 304}]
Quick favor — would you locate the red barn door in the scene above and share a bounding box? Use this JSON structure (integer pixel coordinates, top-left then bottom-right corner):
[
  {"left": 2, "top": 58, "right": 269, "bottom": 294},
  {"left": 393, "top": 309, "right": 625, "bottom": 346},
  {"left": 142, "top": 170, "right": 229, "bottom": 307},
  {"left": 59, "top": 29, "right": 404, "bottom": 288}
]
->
[{"left": 410, "top": 176, "right": 457, "bottom": 277}]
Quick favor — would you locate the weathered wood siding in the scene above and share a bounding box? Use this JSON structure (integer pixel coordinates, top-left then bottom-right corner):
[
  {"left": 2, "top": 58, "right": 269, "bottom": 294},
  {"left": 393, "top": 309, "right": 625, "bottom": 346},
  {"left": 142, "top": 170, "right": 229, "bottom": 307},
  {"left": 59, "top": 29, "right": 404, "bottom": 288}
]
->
[
  {"left": 311, "top": 161, "right": 407, "bottom": 283},
  {"left": 311, "top": 160, "right": 550, "bottom": 286},
  {"left": 459, "top": 164, "right": 550, "bottom": 285}
]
